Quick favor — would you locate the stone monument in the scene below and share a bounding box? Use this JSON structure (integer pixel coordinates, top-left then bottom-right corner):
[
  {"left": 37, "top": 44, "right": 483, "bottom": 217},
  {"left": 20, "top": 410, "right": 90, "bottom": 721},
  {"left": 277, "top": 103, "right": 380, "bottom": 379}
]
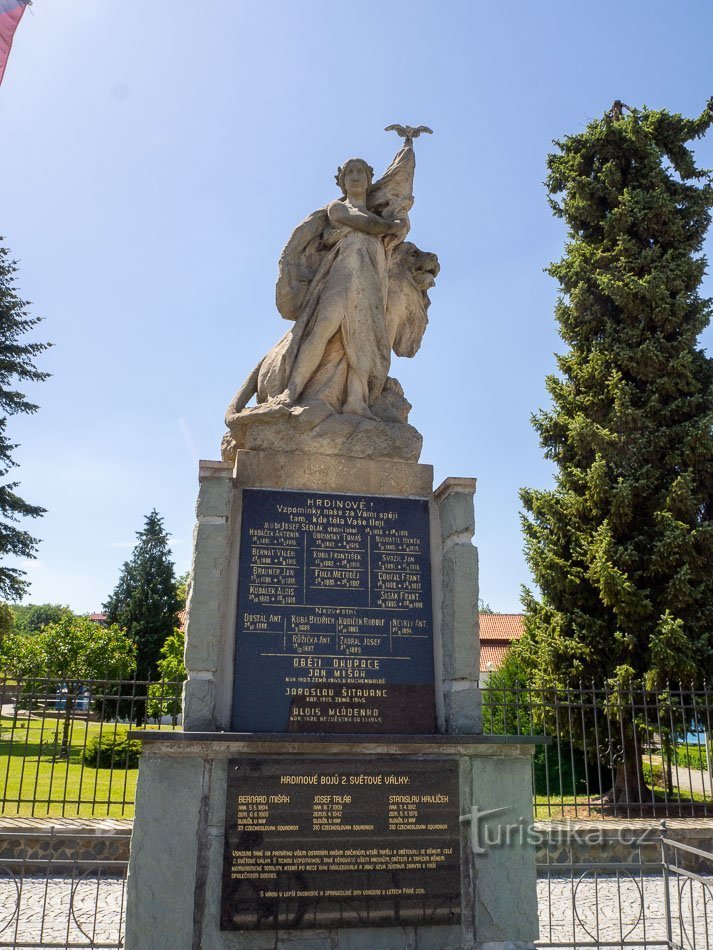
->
[{"left": 125, "top": 126, "right": 541, "bottom": 950}]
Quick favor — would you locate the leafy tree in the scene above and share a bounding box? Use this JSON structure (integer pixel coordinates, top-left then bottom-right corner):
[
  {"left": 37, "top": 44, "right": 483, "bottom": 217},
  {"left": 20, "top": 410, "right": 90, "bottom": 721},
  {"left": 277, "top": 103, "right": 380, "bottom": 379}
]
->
[
  {"left": 0, "top": 242, "right": 50, "bottom": 600},
  {"left": 482, "top": 646, "right": 609, "bottom": 799},
  {"left": 104, "top": 510, "right": 180, "bottom": 684},
  {"left": 478, "top": 599, "right": 495, "bottom": 614},
  {"left": 12, "top": 602, "right": 73, "bottom": 636},
  {"left": 0, "top": 616, "right": 135, "bottom": 756},
  {"left": 0, "top": 602, "right": 12, "bottom": 647},
  {"left": 520, "top": 101, "right": 713, "bottom": 801},
  {"left": 482, "top": 644, "right": 531, "bottom": 735},
  {"left": 176, "top": 571, "right": 190, "bottom": 607},
  {"left": 147, "top": 627, "right": 186, "bottom": 725}
]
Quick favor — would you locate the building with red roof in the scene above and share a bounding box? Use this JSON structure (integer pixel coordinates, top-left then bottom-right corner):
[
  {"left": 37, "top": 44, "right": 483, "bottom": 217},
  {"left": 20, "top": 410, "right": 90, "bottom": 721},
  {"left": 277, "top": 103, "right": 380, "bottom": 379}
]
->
[{"left": 479, "top": 613, "right": 524, "bottom": 683}]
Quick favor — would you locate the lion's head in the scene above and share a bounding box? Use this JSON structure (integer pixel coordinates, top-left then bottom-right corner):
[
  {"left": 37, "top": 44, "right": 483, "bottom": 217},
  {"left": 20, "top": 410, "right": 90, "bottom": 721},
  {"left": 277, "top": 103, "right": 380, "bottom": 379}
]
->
[{"left": 386, "top": 242, "right": 440, "bottom": 358}]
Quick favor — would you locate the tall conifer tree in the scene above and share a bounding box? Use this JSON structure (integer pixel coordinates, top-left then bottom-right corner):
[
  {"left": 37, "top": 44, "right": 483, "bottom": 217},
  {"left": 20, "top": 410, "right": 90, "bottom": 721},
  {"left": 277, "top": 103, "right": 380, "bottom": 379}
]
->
[
  {"left": 104, "top": 510, "right": 180, "bottom": 682},
  {"left": 521, "top": 101, "right": 713, "bottom": 695},
  {"left": 0, "top": 242, "right": 49, "bottom": 600}
]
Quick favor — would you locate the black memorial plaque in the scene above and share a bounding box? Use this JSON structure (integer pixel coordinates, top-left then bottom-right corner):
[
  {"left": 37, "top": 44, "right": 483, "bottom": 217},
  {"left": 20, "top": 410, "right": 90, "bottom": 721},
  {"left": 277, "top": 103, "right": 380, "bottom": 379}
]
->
[
  {"left": 220, "top": 757, "right": 461, "bottom": 930},
  {"left": 231, "top": 488, "right": 435, "bottom": 733}
]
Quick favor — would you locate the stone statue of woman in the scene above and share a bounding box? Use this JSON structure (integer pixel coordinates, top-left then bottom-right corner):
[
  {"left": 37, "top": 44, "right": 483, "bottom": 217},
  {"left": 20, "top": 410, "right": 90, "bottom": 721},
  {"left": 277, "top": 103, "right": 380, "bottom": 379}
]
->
[{"left": 222, "top": 131, "right": 439, "bottom": 462}]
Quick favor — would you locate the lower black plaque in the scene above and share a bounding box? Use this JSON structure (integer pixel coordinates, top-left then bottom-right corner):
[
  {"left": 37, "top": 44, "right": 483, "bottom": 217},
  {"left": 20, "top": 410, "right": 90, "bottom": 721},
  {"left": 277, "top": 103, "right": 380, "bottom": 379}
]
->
[{"left": 221, "top": 757, "right": 461, "bottom": 930}]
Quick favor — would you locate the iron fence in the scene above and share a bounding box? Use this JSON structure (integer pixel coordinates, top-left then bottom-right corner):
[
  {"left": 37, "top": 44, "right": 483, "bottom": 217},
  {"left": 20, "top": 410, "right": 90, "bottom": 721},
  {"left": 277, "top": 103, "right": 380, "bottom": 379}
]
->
[
  {"left": 482, "top": 682, "right": 713, "bottom": 820},
  {"left": 2, "top": 676, "right": 713, "bottom": 821},
  {"left": 0, "top": 828, "right": 128, "bottom": 948},
  {"left": 662, "top": 830, "right": 713, "bottom": 949},
  {"left": 537, "top": 829, "right": 668, "bottom": 947},
  {"left": 0, "top": 675, "right": 182, "bottom": 818},
  {"left": 1, "top": 677, "right": 713, "bottom": 946}
]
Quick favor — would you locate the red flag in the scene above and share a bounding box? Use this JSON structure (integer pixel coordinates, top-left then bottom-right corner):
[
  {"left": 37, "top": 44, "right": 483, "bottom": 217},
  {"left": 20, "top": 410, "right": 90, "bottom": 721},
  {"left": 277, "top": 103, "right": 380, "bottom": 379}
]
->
[{"left": 0, "top": 0, "right": 29, "bottom": 87}]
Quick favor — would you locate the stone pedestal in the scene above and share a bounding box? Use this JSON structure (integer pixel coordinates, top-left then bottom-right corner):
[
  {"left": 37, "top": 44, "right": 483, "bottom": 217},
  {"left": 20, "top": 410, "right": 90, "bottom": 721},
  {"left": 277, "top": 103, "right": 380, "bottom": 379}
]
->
[
  {"left": 181, "top": 450, "right": 481, "bottom": 735},
  {"left": 126, "top": 735, "right": 539, "bottom": 950},
  {"left": 125, "top": 450, "right": 540, "bottom": 949}
]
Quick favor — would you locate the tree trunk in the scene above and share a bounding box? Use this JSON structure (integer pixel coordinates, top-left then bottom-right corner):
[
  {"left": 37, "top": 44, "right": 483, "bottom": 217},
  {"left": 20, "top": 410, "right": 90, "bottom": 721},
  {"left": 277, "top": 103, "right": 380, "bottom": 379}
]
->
[
  {"left": 664, "top": 740, "right": 674, "bottom": 797},
  {"left": 611, "top": 748, "right": 647, "bottom": 812}
]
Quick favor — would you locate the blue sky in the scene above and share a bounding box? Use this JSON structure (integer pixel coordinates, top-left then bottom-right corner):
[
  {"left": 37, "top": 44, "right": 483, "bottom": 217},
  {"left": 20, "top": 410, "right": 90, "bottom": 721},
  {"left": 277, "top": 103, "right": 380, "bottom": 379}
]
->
[{"left": 2, "top": 0, "right": 713, "bottom": 613}]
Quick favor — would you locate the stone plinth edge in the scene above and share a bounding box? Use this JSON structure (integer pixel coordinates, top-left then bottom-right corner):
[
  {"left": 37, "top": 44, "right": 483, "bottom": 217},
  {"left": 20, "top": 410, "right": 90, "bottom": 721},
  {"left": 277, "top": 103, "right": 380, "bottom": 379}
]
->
[
  {"left": 233, "top": 448, "right": 434, "bottom": 497},
  {"left": 130, "top": 731, "right": 545, "bottom": 759},
  {"left": 433, "top": 476, "right": 481, "bottom": 733}
]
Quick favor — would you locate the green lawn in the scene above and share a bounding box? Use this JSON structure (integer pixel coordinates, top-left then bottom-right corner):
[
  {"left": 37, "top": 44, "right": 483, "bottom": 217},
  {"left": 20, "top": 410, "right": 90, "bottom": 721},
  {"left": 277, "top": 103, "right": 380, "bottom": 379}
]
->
[
  {"left": 673, "top": 742, "right": 709, "bottom": 770},
  {"left": 0, "top": 713, "right": 177, "bottom": 818}
]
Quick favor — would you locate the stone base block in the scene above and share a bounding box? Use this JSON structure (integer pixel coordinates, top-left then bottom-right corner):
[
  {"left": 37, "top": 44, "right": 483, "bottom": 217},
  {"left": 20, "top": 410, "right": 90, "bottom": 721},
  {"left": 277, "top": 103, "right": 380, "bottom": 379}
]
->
[{"left": 125, "top": 738, "right": 540, "bottom": 950}]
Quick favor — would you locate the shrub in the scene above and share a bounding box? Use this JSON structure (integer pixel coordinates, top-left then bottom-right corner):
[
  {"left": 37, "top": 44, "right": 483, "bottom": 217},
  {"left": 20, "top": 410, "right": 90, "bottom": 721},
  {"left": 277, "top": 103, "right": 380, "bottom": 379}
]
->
[{"left": 82, "top": 733, "right": 141, "bottom": 769}]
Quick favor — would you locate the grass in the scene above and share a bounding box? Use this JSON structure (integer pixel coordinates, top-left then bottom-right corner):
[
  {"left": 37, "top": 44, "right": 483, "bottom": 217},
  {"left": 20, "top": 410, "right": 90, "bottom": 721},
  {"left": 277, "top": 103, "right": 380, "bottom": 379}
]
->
[
  {"left": 0, "top": 712, "right": 176, "bottom": 819},
  {"left": 673, "top": 742, "right": 709, "bottom": 771}
]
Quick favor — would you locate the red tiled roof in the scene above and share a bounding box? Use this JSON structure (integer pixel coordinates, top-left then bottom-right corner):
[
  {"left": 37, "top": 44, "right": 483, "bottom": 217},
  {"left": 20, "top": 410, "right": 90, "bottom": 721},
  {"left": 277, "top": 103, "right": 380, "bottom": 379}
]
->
[
  {"left": 480, "top": 642, "right": 513, "bottom": 671},
  {"left": 88, "top": 612, "right": 107, "bottom": 623},
  {"left": 177, "top": 608, "right": 187, "bottom": 632},
  {"left": 479, "top": 613, "right": 524, "bottom": 641}
]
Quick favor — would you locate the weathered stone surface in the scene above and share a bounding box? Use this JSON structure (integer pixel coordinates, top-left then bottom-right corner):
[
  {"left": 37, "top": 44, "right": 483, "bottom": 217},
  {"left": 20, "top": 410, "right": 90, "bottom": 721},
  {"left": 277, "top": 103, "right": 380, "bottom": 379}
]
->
[
  {"left": 182, "top": 675, "right": 215, "bottom": 732},
  {"left": 434, "top": 476, "right": 481, "bottom": 736},
  {"left": 441, "top": 545, "right": 479, "bottom": 681},
  {"left": 277, "top": 935, "right": 333, "bottom": 949},
  {"left": 196, "top": 473, "right": 233, "bottom": 519},
  {"left": 438, "top": 491, "right": 475, "bottom": 541},
  {"left": 184, "top": 521, "right": 231, "bottom": 672},
  {"left": 336, "top": 927, "right": 416, "bottom": 950},
  {"left": 444, "top": 683, "right": 482, "bottom": 734},
  {"left": 138, "top": 736, "right": 538, "bottom": 759},
  {"left": 415, "top": 924, "right": 466, "bottom": 948},
  {"left": 223, "top": 400, "right": 423, "bottom": 463},
  {"left": 223, "top": 133, "right": 438, "bottom": 462},
  {"left": 233, "top": 448, "right": 433, "bottom": 497},
  {"left": 125, "top": 756, "right": 204, "bottom": 950},
  {"left": 470, "top": 756, "right": 539, "bottom": 945}
]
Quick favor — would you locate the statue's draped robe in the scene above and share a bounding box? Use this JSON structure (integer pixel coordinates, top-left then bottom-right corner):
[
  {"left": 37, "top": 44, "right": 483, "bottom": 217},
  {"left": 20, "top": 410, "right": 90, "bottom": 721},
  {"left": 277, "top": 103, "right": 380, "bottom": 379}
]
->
[{"left": 253, "top": 146, "right": 417, "bottom": 413}]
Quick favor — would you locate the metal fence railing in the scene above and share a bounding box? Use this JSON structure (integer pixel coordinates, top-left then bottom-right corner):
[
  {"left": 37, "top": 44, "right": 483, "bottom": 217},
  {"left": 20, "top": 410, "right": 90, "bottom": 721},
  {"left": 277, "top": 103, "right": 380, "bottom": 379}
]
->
[
  {"left": 0, "top": 675, "right": 183, "bottom": 818},
  {"left": 0, "top": 828, "right": 129, "bottom": 948},
  {"left": 2, "top": 676, "right": 713, "bottom": 821},
  {"left": 482, "top": 683, "right": 713, "bottom": 820},
  {"left": 662, "top": 830, "right": 713, "bottom": 949},
  {"left": 536, "top": 829, "right": 667, "bottom": 947}
]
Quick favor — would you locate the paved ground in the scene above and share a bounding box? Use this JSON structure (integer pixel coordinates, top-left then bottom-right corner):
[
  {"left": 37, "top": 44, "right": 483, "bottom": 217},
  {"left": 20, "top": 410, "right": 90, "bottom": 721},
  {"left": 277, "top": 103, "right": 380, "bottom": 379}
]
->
[
  {"left": 0, "top": 873, "right": 711, "bottom": 948},
  {"left": 537, "top": 873, "right": 713, "bottom": 947},
  {"left": 0, "top": 875, "right": 125, "bottom": 948}
]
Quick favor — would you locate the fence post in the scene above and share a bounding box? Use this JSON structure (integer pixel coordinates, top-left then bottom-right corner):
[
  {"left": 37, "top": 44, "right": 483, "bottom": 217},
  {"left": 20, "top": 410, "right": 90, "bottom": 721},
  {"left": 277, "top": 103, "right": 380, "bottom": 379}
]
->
[{"left": 661, "top": 819, "right": 673, "bottom": 948}]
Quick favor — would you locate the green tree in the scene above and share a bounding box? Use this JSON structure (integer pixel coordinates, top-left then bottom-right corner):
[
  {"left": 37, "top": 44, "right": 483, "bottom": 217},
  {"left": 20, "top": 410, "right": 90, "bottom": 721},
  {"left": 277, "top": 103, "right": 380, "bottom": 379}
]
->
[
  {"left": 176, "top": 571, "right": 190, "bottom": 607},
  {"left": 12, "top": 602, "right": 73, "bottom": 635},
  {"left": 0, "top": 616, "right": 135, "bottom": 756},
  {"left": 478, "top": 599, "right": 495, "bottom": 614},
  {"left": 0, "top": 602, "right": 12, "bottom": 647},
  {"left": 147, "top": 627, "right": 186, "bottom": 725},
  {"left": 482, "top": 644, "right": 531, "bottom": 735},
  {"left": 0, "top": 242, "right": 50, "bottom": 601},
  {"left": 520, "top": 101, "right": 713, "bottom": 801},
  {"left": 104, "top": 510, "right": 180, "bottom": 684}
]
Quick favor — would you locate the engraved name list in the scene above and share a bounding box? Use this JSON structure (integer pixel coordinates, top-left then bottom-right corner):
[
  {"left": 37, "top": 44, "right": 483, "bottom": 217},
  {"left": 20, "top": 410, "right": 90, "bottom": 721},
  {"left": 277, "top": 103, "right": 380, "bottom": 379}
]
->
[{"left": 231, "top": 488, "right": 435, "bottom": 733}]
